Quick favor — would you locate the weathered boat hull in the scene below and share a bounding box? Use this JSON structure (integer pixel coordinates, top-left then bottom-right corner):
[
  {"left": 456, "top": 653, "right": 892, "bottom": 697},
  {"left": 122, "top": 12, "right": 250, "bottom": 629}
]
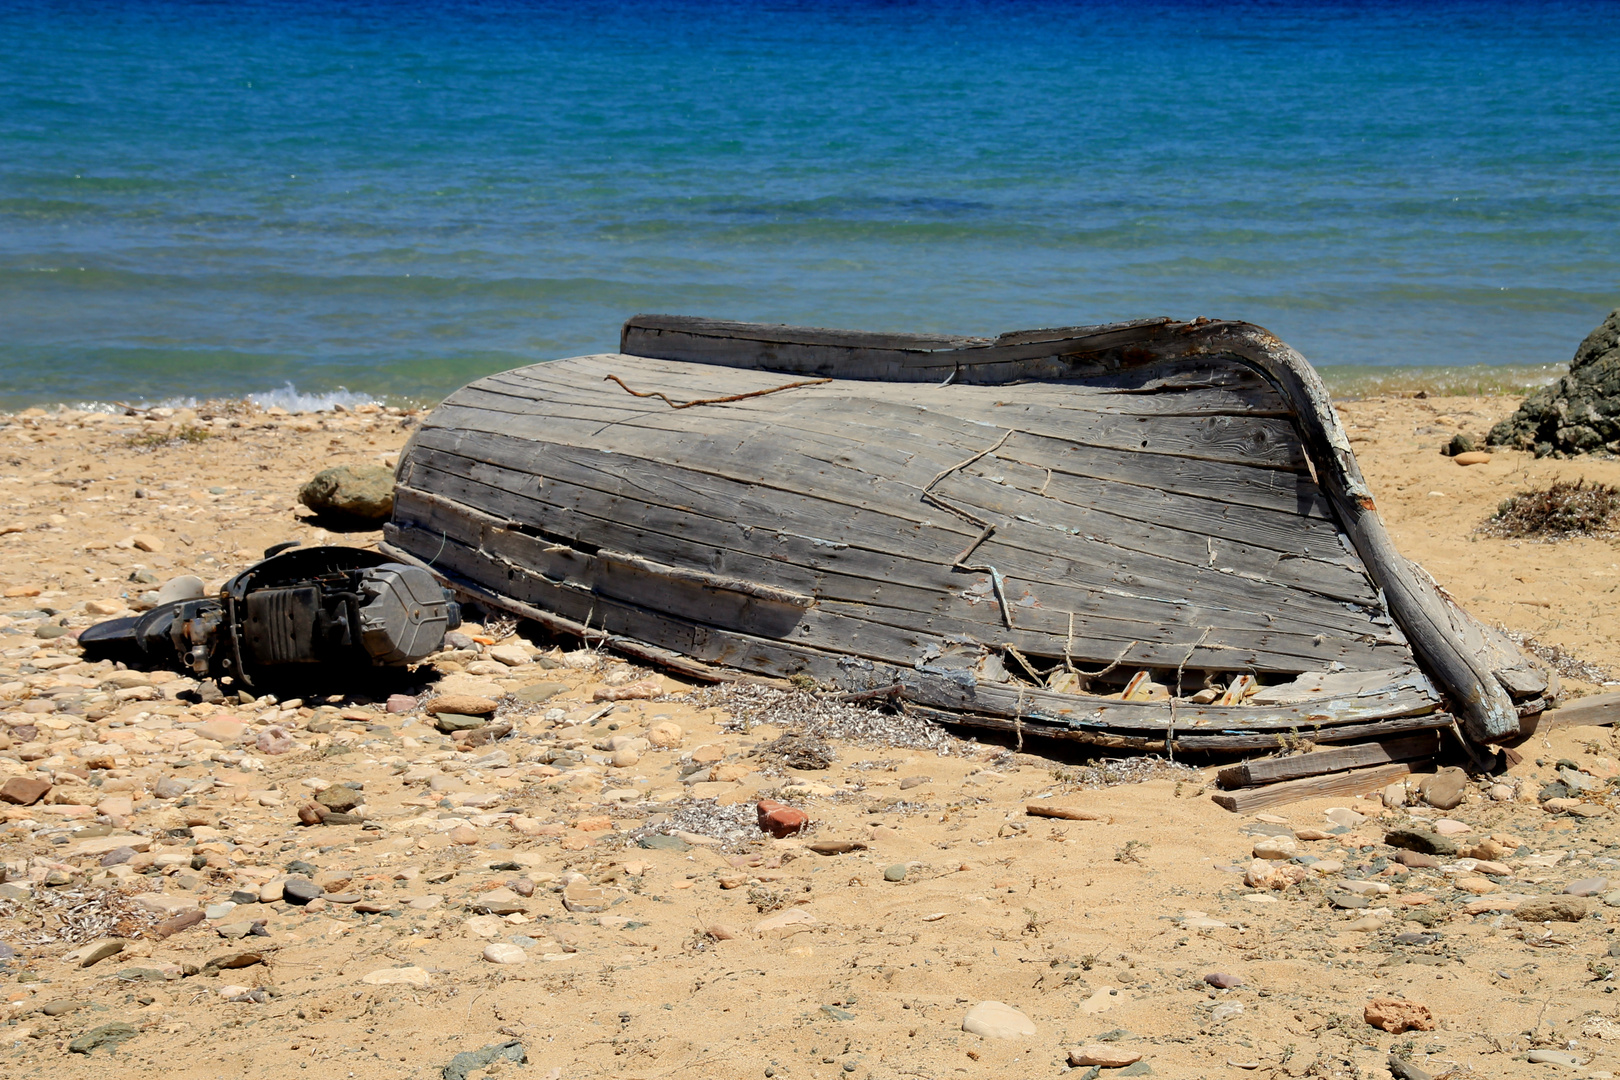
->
[{"left": 383, "top": 315, "right": 1550, "bottom": 753}]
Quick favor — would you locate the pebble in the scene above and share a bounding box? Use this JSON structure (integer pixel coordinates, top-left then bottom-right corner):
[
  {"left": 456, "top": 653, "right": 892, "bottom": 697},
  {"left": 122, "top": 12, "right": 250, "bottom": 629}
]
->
[
  {"left": 430, "top": 694, "right": 498, "bottom": 716},
  {"left": 1527, "top": 1049, "right": 1585, "bottom": 1067},
  {"left": 0, "top": 776, "right": 52, "bottom": 806},
  {"left": 646, "top": 721, "right": 684, "bottom": 747},
  {"left": 282, "top": 877, "right": 322, "bottom": 904},
  {"left": 99, "top": 845, "right": 137, "bottom": 866},
  {"left": 1515, "top": 896, "right": 1588, "bottom": 922},
  {"left": 1078, "top": 987, "right": 1119, "bottom": 1014},
  {"left": 960, "top": 1000, "right": 1036, "bottom": 1039},
  {"left": 359, "top": 964, "right": 434, "bottom": 987},
  {"left": 1069, "top": 1045, "right": 1143, "bottom": 1067},
  {"left": 205, "top": 902, "right": 237, "bottom": 920},
  {"left": 884, "top": 864, "right": 908, "bottom": 882},
  {"left": 757, "top": 798, "right": 809, "bottom": 837},
  {"left": 482, "top": 942, "right": 528, "bottom": 965},
  {"left": 488, "top": 645, "right": 531, "bottom": 667},
  {"left": 256, "top": 726, "right": 296, "bottom": 755},
  {"left": 1204, "top": 972, "right": 1243, "bottom": 989},
  {"left": 1419, "top": 767, "right": 1468, "bottom": 810},
  {"left": 1251, "top": 835, "right": 1298, "bottom": 860},
  {"left": 1364, "top": 998, "right": 1434, "bottom": 1034},
  {"left": 154, "top": 574, "right": 205, "bottom": 604},
  {"left": 77, "top": 939, "right": 126, "bottom": 968}
]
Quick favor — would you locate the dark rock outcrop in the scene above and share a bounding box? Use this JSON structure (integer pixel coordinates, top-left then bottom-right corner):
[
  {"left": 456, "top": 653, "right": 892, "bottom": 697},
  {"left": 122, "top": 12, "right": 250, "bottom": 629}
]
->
[{"left": 1488, "top": 308, "right": 1620, "bottom": 457}]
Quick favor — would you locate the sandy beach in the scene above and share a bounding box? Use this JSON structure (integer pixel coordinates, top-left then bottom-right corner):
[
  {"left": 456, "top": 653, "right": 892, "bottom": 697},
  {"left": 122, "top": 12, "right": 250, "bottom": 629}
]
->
[{"left": 3, "top": 394, "right": 1620, "bottom": 1080}]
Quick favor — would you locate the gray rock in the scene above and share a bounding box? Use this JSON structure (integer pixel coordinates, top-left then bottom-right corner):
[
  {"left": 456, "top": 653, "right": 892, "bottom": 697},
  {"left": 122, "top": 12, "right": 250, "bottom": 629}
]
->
[
  {"left": 68, "top": 1021, "right": 138, "bottom": 1056},
  {"left": 205, "top": 902, "right": 237, "bottom": 920},
  {"left": 1527, "top": 1049, "right": 1586, "bottom": 1067},
  {"left": 637, "top": 833, "right": 690, "bottom": 852},
  {"left": 298, "top": 464, "right": 395, "bottom": 521},
  {"left": 99, "top": 846, "right": 136, "bottom": 867},
  {"left": 883, "top": 864, "right": 908, "bottom": 882},
  {"left": 155, "top": 575, "right": 206, "bottom": 606},
  {"left": 282, "top": 877, "right": 322, "bottom": 904},
  {"left": 512, "top": 682, "right": 566, "bottom": 703},
  {"left": 1384, "top": 828, "right": 1458, "bottom": 857},
  {"left": 152, "top": 777, "right": 188, "bottom": 800},
  {"left": 315, "top": 784, "right": 362, "bottom": 813},
  {"left": 1203, "top": 972, "right": 1242, "bottom": 989},
  {"left": 442, "top": 1040, "right": 527, "bottom": 1080},
  {"left": 1559, "top": 767, "right": 1602, "bottom": 793},
  {"left": 78, "top": 939, "right": 126, "bottom": 968},
  {"left": 1442, "top": 432, "right": 1477, "bottom": 457},
  {"left": 1489, "top": 307, "right": 1620, "bottom": 457},
  {"left": 1564, "top": 877, "right": 1609, "bottom": 897}
]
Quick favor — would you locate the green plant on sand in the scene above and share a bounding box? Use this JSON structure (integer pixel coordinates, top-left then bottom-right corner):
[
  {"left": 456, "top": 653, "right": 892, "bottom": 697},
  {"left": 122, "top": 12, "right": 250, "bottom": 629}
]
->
[
  {"left": 1479, "top": 478, "right": 1620, "bottom": 540},
  {"left": 122, "top": 422, "right": 213, "bottom": 450}
]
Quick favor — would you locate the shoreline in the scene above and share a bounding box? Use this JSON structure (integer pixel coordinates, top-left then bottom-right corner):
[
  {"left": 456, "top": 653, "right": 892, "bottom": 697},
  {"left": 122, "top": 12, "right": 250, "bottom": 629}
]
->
[{"left": 0, "top": 361, "right": 1571, "bottom": 417}]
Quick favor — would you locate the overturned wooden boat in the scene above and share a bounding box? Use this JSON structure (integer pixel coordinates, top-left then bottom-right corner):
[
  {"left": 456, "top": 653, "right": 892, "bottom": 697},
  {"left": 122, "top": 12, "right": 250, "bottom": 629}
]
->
[{"left": 382, "top": 314, "right": 1553, "bottom": 756}]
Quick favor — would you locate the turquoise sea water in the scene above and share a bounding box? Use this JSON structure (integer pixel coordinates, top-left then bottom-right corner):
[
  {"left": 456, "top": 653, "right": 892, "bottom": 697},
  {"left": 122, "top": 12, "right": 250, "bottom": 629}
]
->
[{"left": 1, "top": 1, "right": 1617, "bottom": 409}]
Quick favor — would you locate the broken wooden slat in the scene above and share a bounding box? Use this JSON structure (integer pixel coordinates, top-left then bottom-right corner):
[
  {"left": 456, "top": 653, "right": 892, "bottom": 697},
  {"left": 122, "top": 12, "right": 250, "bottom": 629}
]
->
[
  {"left": 1215, "top": 732, "right": 1443, "bottom": 789},
  {"left": 902, "top": 704, "right": 1454, "bottom": 753},
  {"left": 1025, "top": 804, "right": 1106, "bottom": 821},
  {"left": 1538, "top": 692, "right": 1620, "bottom": 730},
  {"left": 1210, "top": 762, "right": 1416, "bottom": 813}
]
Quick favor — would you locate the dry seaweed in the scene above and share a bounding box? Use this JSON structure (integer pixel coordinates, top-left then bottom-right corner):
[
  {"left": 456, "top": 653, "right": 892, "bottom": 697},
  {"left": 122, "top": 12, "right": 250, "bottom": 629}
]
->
[
  {"left": 752, "top": 731, "right": 836, "bottom": 770},
  {"left": 691, "top": 684, "right": 967, "bottom": 756},
  {"left": 1479, "top": 478, "right": 1620, "bottom": 541},
  {"left": 1042, "top": 754, "right": 1201, "bottom": 790},
  {"left": 625, "top": 799, "right": 763, "bottom": 847},
  {"left": 0, "top": 883, "right": 160, "bottom": 948},
  {"left": 1496, "top": 627, "right": 1617, "bottom": 685}
]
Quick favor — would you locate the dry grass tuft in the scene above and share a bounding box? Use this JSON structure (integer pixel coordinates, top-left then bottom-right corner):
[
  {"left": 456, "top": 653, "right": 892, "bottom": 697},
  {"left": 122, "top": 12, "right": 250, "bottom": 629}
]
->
[{"left": 1480, "top": 478, "right": 1620, "bottom": 540}]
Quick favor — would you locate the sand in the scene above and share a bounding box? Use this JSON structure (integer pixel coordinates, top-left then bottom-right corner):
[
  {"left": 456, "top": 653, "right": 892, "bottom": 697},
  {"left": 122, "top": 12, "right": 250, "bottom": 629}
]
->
[{"left": 1, "top": 394, "right": 1619, "bottom": 1080}]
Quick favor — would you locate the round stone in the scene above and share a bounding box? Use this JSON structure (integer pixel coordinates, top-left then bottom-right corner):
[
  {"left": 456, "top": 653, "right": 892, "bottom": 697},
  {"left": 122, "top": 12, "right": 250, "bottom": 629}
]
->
[{"left": 482, "top": 942, "right": 528, "bottom": 965}]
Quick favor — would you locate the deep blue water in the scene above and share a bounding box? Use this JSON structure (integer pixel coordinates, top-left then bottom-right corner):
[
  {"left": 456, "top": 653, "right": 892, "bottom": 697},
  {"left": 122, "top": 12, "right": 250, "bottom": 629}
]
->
[{"left": 1, "top": 0, "right": 1617, "bottom": 408}]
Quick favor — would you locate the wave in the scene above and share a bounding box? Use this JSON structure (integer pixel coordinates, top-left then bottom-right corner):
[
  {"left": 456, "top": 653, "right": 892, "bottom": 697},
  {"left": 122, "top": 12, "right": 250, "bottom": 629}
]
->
[
  {"left": 1319, "top": 363, "right": 1565, "bottom": 399},
  {"left": 59, "top": 382, "right": 384, "bottom": 415}
]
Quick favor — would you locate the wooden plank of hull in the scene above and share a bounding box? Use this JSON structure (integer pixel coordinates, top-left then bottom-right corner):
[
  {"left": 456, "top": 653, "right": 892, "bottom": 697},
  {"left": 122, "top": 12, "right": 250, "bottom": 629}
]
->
[
  {"left": 913, "top": 706, "right": 1454, "bottom": 753},
  {"left": 392, "top": 467, "right": 1406, "bottom": 674},
  {"left": 401, "top": 429, "right": 1393, "bottom": 642},
  {"left": 1215, "top": 732, "right": 1444, "bottom": 788},
  {"left": 382, "top": 521, "right": 1442, "bottom": 736},
  {"left": 1210, "top": 763, "right": 1417, "bottom": 812}
]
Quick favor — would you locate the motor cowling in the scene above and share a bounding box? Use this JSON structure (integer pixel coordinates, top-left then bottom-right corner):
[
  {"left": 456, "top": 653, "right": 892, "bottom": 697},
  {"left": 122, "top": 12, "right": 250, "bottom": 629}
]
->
[{"left": 80, "top": 544, "right": 460, "bottom": 690}]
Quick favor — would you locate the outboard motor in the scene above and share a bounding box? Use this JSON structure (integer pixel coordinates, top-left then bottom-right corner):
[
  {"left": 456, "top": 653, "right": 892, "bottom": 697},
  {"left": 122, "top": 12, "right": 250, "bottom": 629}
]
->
[{"left": 80, "top": 544, "right": 460, "bottom": 690}]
